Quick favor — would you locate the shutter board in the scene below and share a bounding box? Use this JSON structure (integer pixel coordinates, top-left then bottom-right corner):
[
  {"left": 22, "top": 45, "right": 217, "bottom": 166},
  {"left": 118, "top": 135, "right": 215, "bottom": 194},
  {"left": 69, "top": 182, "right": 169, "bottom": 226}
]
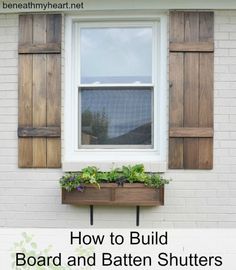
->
[
  {"left": 169, "top": 12, "right": 184, "bottom": 169},
  {"left": 199, "top": 12, "right": 214, "bottom": 42},
  {"left": 33, "top": 54, "right": 47, "bottom": 168},
  {"left": 184, "top": 53, "right": 199, "bottom": 169},
  {"left": 169, "top": 11, "right": 214, "bottom": 169},
  {"left": 18, "top": 54, "right": 33, "bottom": 168},
  {"left": 169, "top": 53, "right": 184, "bottom": 168},
  {"left": 46, "top": 14, "right": 61, "bottom": 44},
  {"left": 19, "top": 15, "right": 33, "bottom": 45},
  {"left": 18, "top": 15, "right": 33, "bottom": 168},
  {"left": 184, "top": 12, "right": 200, "bottom": 169},
  {"left": 18, "top": 14, "right": 61, "bottom": 168},
  {"left": 32, "top": 15, "right": 47, "bottom": 168},
  {"left": 199, "top": 53, "right": 214, "bottom": 169},
  {"left": 46, "top": 54, "right": 61, "bottom": 168},
  {"left": 45, "top": 13, "right": 61, "bottom": 168}
]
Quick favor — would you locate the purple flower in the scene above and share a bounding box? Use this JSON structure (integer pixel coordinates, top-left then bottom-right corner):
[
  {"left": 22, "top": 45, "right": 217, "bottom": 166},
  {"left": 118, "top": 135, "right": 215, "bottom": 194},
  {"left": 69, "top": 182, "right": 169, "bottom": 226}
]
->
[
  {"left": 77, "top": 185, "right": 84, "bottom": 192},
  {"left": 68, "top": 176, "right": 75, "bottom": 181}
]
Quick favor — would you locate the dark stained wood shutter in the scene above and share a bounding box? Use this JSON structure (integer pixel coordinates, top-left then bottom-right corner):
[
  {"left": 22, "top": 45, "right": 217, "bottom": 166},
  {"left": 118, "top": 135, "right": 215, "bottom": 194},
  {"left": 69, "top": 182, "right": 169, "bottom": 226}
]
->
[
  {"left": 18, "top": 14, "right": 61, "bottom": 168},
  {"left": 169, "top": 11, "right": 214, "bottom": 169}
]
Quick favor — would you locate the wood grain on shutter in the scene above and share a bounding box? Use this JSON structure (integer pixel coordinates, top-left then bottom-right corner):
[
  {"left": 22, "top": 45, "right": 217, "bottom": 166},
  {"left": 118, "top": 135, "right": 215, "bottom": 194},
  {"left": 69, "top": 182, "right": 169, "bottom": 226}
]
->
[
  {"left": 170, "top": 128, "right": 213, "bottom": 138},
  {"left": 170, "top": 42, "right": 214, "bottom": 52},
  {"left": 18, "top": 14, "right": 61, "bottom": 168},
  {"left": 19, "top": 15, "right": 33, "bottom": 168},
  {"left": 169, "top": 12, "right": 184, "bottom": 169},
  {"left": 18, "top": 127, "right": 60, "bottom": 137},
  {"left": 19, "top": 43, "right": 61, "bottom": 54},
  {"left": 169, "top": 11, "right": 214, "bottom": 169}
]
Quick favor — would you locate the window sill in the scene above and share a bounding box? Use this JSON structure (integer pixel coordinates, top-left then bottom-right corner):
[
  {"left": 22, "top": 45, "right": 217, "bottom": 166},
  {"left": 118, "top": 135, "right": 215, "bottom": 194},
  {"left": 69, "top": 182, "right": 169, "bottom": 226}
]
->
[{"left": 62, "top": 161, "right": 167, "bottom": 173}]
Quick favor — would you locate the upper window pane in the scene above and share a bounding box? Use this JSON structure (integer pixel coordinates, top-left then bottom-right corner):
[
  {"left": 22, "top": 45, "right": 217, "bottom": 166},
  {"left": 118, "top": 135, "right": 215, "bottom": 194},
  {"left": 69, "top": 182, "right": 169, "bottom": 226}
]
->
[{"left": 80, "top": 27, "right": 152, "bottom": 84}]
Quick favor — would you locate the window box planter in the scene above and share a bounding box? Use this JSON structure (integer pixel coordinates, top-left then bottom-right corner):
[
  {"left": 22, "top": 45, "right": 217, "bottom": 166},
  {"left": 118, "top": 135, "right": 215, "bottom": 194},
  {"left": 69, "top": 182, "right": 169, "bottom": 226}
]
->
[{"left": 62, "top": 183, "right": 164, "bottom": 206}]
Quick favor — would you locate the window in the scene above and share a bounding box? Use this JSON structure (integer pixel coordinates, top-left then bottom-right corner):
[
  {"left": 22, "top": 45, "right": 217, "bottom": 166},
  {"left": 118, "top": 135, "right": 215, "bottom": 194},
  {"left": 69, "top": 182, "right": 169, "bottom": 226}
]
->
[
  {"left": 65, "top": 15, "right": 167, "bottom": 171},
  {"left": 79, "top": 25, "right": 153, "bottom": 148}
]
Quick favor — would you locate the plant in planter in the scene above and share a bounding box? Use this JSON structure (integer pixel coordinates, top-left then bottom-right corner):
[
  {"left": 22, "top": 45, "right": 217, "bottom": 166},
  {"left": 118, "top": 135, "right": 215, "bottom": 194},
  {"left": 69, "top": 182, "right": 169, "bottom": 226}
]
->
[{"left": 60, "top": 164, "right": 170, "bottom": 206}]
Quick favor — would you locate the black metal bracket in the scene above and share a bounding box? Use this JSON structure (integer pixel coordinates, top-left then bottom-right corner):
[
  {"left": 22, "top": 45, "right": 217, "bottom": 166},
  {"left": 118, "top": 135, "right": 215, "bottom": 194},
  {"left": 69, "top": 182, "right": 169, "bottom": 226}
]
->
[
  {"left": 89, "top": 205, "right": 140, "bottom": 226},
  {"left": 136, "top": 206, "right": 140, "bottom": 226},
  {"left": 90, "top": 205, "right": 94, "bottom": 226}
]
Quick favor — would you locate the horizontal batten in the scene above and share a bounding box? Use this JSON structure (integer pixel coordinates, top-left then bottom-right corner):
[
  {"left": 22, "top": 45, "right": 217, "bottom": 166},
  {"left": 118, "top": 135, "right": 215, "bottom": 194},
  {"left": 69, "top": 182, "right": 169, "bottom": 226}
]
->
[
  {"left": 18, "top": 127, "right": 61, "bottom": 138},
  {"left": 169, "top": 127, "right": 213, "bottom": 138},
  {"left": 169, "top": 42, "right": 214, "bottom": 52},
  {"left": 19, "top": 43, "right": 61, "bottom": 54}
]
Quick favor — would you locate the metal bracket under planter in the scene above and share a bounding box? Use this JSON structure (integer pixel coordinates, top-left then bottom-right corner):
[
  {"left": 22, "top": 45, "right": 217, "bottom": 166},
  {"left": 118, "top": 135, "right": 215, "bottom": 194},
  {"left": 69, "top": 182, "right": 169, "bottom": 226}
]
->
[{"left": 61, "top": 183, "right": 164, "bottom": 226}]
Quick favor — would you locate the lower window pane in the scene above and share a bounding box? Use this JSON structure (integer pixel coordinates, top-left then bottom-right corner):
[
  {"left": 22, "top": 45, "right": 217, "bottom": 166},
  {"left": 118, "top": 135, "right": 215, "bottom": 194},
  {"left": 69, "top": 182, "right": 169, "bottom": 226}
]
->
[{"left": 80, "top": 88, "right": 153, "bottom": 147}]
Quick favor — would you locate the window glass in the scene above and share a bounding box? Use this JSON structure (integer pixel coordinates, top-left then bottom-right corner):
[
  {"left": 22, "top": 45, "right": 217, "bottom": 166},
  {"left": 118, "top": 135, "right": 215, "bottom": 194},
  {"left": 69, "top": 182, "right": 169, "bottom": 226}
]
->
[
  {"left": 80, "top": 88, "right": 152, "bottom": 146},
  {"left": 80, "top": 27, "right": 152, "bottom": 84}
]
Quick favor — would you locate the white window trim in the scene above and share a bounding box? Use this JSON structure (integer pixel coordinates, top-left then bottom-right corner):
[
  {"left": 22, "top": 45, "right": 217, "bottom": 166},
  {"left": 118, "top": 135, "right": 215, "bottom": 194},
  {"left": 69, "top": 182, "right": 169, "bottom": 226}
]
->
[{"left": 64, "top": 13, "right": 168, "bottom": 172}]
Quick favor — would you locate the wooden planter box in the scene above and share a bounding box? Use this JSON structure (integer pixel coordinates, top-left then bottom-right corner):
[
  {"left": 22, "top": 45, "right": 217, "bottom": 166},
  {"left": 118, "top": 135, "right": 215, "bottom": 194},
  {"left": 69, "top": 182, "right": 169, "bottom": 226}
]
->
[{"left": 62, "top": 183, "right": 164, "bottom": 206}]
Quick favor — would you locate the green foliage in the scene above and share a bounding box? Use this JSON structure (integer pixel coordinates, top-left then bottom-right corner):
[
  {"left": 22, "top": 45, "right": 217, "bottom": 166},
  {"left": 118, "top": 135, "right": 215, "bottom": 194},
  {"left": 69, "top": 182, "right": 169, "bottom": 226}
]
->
[
  {"left": 122, "top": 164, "right": 147, "bottom": 183},
  {"left": 59, "top": 166, "right": 101, "bottom": 191},
  {"left": 60, "top": 164, "right": 171, "bottom": 191},
  {"left": 59, "top": 173, "right": 82, "bottom": 192},
  {"left": 144, "top": 173, "right": 170, "bottom": 188},
  {"left": 107, "top": 168, "right": 121, "bottom": 182},
  {"left": 81, "top": 166, "right": 100, "bottom": 187}
]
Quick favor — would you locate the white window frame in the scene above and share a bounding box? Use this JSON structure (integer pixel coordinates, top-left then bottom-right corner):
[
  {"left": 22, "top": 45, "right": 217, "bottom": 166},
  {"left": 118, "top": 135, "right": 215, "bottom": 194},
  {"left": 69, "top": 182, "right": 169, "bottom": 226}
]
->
[{"left": 64, "top": 13, "right": 167, "bottom": 172}]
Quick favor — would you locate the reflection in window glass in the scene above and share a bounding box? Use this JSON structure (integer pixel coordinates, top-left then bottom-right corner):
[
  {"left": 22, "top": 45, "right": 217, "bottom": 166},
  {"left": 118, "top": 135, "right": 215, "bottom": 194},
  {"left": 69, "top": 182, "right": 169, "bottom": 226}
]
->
[
  {"left": 81, "top": 89, "right": 152, "bottom": 146},
  {"left": 80, "top": 27, "right": 152, "bottom": 84}
]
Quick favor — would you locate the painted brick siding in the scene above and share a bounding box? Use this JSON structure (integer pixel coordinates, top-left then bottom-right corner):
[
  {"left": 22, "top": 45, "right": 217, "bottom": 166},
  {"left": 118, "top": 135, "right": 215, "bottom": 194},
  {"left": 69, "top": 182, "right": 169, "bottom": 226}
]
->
[{"left": 0, "top": 11, "right": 236, "bottom": 228}]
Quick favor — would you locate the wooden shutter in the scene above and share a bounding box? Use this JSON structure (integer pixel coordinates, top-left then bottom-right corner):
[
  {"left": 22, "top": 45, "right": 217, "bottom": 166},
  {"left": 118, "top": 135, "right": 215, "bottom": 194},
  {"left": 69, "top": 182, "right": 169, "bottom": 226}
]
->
[
  {"left": 169, "top": 11, "right": 214, "bottom": 169},
  {"left": 18, "top": 14, "right": 61, "bottom": 168}
]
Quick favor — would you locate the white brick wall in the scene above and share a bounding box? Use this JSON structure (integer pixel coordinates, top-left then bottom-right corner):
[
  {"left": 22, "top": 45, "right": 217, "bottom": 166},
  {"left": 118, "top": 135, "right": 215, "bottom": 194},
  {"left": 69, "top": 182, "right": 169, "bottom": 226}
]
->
[{"left": 0, "top": 11, "right": 236, "bottom": 228}]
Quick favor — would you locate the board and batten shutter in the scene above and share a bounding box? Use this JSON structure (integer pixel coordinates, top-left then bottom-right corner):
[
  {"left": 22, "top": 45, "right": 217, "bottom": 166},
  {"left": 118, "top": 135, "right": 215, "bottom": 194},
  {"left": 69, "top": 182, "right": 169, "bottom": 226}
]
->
[
  {"left": 18, "top": 14, "right": 61, "bottom": 168},
  {"left": 169, "top": 11, "right": 214, "bottom": 169}
]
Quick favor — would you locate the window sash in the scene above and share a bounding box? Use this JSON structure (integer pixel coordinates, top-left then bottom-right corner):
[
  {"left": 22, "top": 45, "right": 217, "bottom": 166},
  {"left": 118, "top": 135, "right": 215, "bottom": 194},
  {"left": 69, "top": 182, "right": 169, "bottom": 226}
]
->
[
  {"left": 75, "top": 21, "right": 157, "bottom": 87},
  {"left": 78, "top": 86, "right": 154, "bottom": 149},
  {"left": 75, "top": 22, "right": 157, "bottom": 150}
]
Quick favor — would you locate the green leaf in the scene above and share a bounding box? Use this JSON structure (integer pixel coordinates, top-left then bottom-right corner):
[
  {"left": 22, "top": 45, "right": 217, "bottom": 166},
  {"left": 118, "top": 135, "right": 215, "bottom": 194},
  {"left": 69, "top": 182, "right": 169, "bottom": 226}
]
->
[
  {"left": 59, "top": 164, "right": 170, "bottom": 190},
  {"left": 31, "top": 242, "right": 37, "bottom": 249}
]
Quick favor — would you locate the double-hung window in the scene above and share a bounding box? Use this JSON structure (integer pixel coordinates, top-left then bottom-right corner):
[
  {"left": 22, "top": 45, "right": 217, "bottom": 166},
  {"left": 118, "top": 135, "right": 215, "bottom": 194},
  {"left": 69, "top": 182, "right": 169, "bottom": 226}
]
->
[{"left": 65, "top": 15, "right": 167, "bottom": 171}]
